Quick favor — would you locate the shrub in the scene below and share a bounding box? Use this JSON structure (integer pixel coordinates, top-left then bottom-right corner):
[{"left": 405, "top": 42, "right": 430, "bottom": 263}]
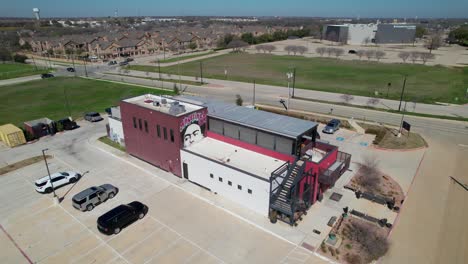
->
[
  {"left": 235, "top": 94, "right": 243, "bottom": 106},
  {"left": 320, "top": 242, "right": 327, "bottom": 253},
  {"left": 345, "top": 243, "right": 352, "bottom": 249},
  {"left": 329, "top": 246, "right": 335, "bottom": 256},
  {"left": 13, "top": 54, "right": 28, "bottom": 63},
  {"left": 345, "top": 253, "right": 363, "bottom": 264}
]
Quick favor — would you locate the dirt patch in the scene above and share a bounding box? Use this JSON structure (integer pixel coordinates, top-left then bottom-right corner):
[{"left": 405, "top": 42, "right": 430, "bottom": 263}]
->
[
  {"left": 346, "top": 166, "right": 405, "bottom": 208},
  {"left": 320, "top": 216, "right": 390, "bottom": 264},
  {"left": 0, "top": 155, "right": 52, "bottom": 176},
  {"left": 359, "top": 123, "right": 427, "bottom": 150}
]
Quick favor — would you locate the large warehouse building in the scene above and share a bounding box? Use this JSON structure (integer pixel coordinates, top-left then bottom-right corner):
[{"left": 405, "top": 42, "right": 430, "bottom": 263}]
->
[
  {"left": 119, "top": 95, "right": 351, "bottom": 225},
  {"left": 323, "top": 23, "right": 416, "bottom": 45}
]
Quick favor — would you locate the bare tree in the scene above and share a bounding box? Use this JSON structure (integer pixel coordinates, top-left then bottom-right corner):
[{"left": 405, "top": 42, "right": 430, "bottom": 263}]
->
[
  {"left": 284, "top": 45, "right": 294, "bottom": 55},
  {"left": 419, "top": 52, "right": 435, "bottom": 64},
  {"left": 375, "top": 50, "right": 386, "bottom": 61},
  {"left": 398, "top": 51, "right": 410, "bottom": 63},
  {"left": 358, "top": 155, "right": 380, "bottom": 189},
  {"left": 296, "top": 45, "right": 308, "bottom": 55},
  {"left": 363, "top": 36, "right": 371, "bottom": 46},
  {"left": 255, "top": 45, "right": 263, "bottom": 53},
  {"left": 356, "top": 50, "right": 366, "bottom": 60},
  {"left": 365, "top": 50, "right": 375, "bottom": 61},
  {"left": 316, "top": 47, "right": 326, "bottom": 57},
  {"left": 340, "top": 94, "right": 354, "bottom": 103},
  {"left": 409, "top": 51, "right": 419, "bottom": 63},
  {"left": 334, "top": 48, "right": 344, "bottom": 58},
  {"left": 425, "top": 33, "right": 442, "bottom": 54},
  {"left": 263, "top": 45, "right": 276, "bottom": 54},
  {"left": 326, "top": 47, "right": 335, "bottom": 57},
  {"left": 227, "top": 40, "right": 249, "bottom": 52},
  {"left": 347, "top": 221, "right": 390, "bottom": 262}
]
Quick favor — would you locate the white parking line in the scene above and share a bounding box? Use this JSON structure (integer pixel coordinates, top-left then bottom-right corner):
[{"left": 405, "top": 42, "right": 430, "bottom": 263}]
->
[
  {"left": 118, "top": 224, "right": 165, "bottom": 256},
  {"left": 142, "top": 236, "right": 183, "bottom": 264}
]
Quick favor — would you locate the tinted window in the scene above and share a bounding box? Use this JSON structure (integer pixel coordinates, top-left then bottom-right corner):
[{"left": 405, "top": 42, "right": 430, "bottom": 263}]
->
[
  {"left": 170, "top": 129, "right": 174, "bottom": 142},
  {"left": 144, "top": 120, "right": 148, "bottom": 133},
  {"left": 89, "top": 193, "right": 97, "bottom": 199},
  {"left": 156, "top": 125, "right": 161, "bottom": 137},
  {"left": 133, "top": 117, "right": 137, "bottom": 128},
  {"left": 52, "top": 176, "right": 64, "bottom": 182},
  {"left": 228, "top": 181, "right": 232, "bottom": 186},
  {"left": 73, "top": 197, "right": 86, "bottom": 204},
  {"left": 210, "top": 173, "right": 213, "bottom": 178},
  {"left": 248, "top": 189, "right": 252, "bottom": 194},
  {"left": 138, "top": 119, "right": 142, "bottom": 130},
  {"left": 218, "top": 177, "right": 223, "bottom": 182},
  {"left": 163, "top": 127, "right": 167, "bottom": 140},
  {"left": 91, "top": 113, "right": 100, "bottom": 117},
  {"left": 238, "top": 185, "right": 242, "bottom": 190},
  {"left": 35, "top": 181, "right": 47, "bottom": 187},
  {"left": 61, "top": 172, "right": 69, "bottom": 176}
]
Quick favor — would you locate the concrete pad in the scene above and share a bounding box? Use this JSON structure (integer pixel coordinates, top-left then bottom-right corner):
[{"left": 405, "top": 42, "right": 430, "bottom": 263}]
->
[
  {"left": 108, "top": 216, "right": 162, "bottom": 253},
  {"left": 148, "top": 238, "right": 199, "bottom": 264},
  {"left": 0, "top": 228, "right": 29, "bottom": 264},
  {"left": 123, "top": 227, "right": 179, "bottom": 264},
  {"left": 40, "top": 232, "right": 101, "bottom": 264},
  {"left": 73, "top": 243, "right": 117, "bottom": 264},
  {"left": 186, "top": 251, "right": 221, "bottom": 264}
]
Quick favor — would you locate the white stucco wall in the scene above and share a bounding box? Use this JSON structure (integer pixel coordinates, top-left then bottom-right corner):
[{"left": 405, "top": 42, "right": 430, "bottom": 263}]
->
[
  {"left": 347, "top": 24, "right": 377, "bottom": 45},
  {"left": 108, "top": 117, "right": 125, "bottom": 146},
  {"left": 180, "top": 150, "right": 271, "bottom": 216}
]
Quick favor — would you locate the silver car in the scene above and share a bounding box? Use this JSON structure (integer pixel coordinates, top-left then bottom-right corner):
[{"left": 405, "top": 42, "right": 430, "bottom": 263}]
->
[
  {"left": 72, "top": 184, "right": 119, "bottom": 211},
  {"left": 84, "top": 112, "right": 103, "bottom": 122}
]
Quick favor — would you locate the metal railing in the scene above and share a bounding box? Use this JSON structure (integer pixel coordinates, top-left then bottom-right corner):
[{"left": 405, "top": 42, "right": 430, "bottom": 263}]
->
[{"left": 318, "top": 151, "right": 351, "bottom": 186}]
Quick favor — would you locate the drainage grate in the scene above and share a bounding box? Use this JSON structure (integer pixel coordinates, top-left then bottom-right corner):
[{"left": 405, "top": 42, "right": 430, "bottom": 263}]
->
[{"left": 330, "top": 192, "right": 343, "bottom": 202}]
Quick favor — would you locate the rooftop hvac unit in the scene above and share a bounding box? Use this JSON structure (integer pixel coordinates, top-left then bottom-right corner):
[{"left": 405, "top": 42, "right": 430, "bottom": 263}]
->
[
  {"left": 168, "top": 104, "right": 186, "bottom": 115},
  {"left": 161, "top": 99, "right": 167, "bottom": 105}
]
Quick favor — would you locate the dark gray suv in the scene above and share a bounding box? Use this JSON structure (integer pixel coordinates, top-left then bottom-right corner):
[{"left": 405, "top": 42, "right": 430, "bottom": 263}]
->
[
  {"left": 72, "top": 184, "right": 119, "bottom": 211},
  {"left": 84, "top": 112, "right": 103, "bottom": 122}
]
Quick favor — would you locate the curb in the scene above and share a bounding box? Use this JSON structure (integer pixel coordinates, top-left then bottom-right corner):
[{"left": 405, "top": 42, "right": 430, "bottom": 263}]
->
[{"left": 371, "top": 145, "right": 428, "bottom": 152}]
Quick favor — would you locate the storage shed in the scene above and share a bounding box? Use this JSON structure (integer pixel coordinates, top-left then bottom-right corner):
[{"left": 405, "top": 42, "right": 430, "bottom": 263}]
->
[
  {"left": 0, "top": 124, "right": 26, "bottom": 147},
  {"left": 24, "top": 118, "right": 56, "bottom": 139}
]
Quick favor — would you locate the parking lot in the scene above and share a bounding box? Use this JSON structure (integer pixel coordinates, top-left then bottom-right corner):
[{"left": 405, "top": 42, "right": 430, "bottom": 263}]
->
[{"left": 0, "top": 120, "right": 329, "bottom": 264}]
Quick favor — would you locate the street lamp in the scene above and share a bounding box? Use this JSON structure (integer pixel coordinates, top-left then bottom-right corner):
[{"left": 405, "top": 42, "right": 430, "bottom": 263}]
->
[
  {"left": 42, "top": 149, "right": 58, "bottom": 203},
  {"left": 286, "top": 71, "right": 294, "bottom": 110}
]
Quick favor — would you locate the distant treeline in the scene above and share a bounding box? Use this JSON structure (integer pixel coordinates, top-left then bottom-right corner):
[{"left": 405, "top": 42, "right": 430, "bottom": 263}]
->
[{"left": 217, "top": 28, "right": 311, "bottom": 48}]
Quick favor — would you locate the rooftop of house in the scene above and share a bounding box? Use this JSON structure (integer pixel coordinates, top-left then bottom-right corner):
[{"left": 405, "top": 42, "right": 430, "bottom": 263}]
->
[
  {"left": 123, "top": 94, "right": 204, "bottom": 117},
  {"left": 176, "top": 96, "right": 318, "bottom": 139},
  {"left": 183, "top": 137, "right": 284, "bottom": 180}
]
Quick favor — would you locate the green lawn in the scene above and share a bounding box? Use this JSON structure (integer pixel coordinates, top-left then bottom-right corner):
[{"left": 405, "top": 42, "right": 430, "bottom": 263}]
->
[
  {"left": 129, "top": 53, "right": 468, "bottom": 104},
  {"left": 0, "top": 77, "right": 172, "bottom": 127},
  {"left": 0, "top": 63, "right": 48, "bottom": 80},
  {"left": 154, "top": 51, "right": 216, "bottom": 63}
]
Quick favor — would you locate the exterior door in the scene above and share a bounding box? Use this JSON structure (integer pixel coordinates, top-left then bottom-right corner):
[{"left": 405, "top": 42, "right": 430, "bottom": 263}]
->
[{"left": 182, "top": 163, "right": 189, "bottom": 180}]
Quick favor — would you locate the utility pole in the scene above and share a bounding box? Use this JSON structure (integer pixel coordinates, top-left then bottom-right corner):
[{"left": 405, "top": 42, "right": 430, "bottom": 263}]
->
[
  {"left": 398, "top": 75, "right": 407, "bottom": 112},
  {"left": 163, "top": 43, "right": 166, "bottom": 60},
  {"left": 199, "top": 61, "right": 203, "bottom": 84},
  {"left": 292, "top": 67, "right": 296, "bottom": 98},
  {"left": 83, "top": 57, "right": 88, "bottom": 77},
  {"left": 31, "top": 55, "right": 38, "bottom": 71},
  {"left": 178, "top": 60, "right": 181, "bottom": 93},
  {"left": 398, "top": 100, "right": 408, "bottom": 137},
  {"left": 286, "top": 71, "right": 294, "bottom": 111},
  {"left": 42, "top": 149, "right": 58, "bottom": 204},
  {"left": 71, "top": 54, "right": 77, "bottom": 77},
  {"left": 157, "top": 59, "right": 161, "bottom": 80},
  {"left": 253, "top": 80, "right": 256, "bottom": 106}
]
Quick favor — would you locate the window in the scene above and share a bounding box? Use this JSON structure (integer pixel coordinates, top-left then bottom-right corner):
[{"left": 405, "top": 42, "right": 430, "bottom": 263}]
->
[
  {"left": 210, "top": 173, "right": 214, "bottom": 178},
  {"left": 209, "top": 119, "right": 223, "bottom": 134},
  {"left": 218, "top": 177, "right": 223, "bottom": 182},
  {"left": 133, "top": 117, "right": 137, "bottom": 128},
  {"left": 275, "top": 136, "right": 293, "bottom": 155},
  {"left": 257, "top": 131, "right": 275, "bottom": 150},
  {"left": 170, "top": 129, "right": 174, "bottom": 142},
  {"left": 89, "top": 193, "right": 97, "bottom": 199},
  {"left": 156, "top": 125, "right": 161, "bottom": 137},
  {"left": 163, "top": 127, "right": 167, "bottom": 140},
  {"left": 144, "top": 120, "right": 148, "bottom": 133},
  {"left": 237, "top": 185, "right": 242, "bottom": 190},
  {"left": 228, "top": 181, "right": 232, "bottom": 186},
  {"left": 248, "top": 189, "right": 252, "bottom": 194},
  {"left": 51, "top": 176, "right": 64, "bottom": 182},
  {"left": 239, "top": 126, "right": 256, "bottom": 144},
  {"left": 138, "top": 119, "right": 142, "bottom": 130},
  {"left": 224, "top": 122, "right": 240, "bottom": 139}
]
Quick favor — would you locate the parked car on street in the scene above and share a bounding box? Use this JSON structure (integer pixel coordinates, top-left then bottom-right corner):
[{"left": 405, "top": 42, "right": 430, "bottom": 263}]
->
[
  {"left": 35, "top": 171, "right": 81, "bottom": 193},
  {"left": 322, "top": 119, "right": 341, "bottom": 134},
  {"left": 84, "top": 112, "right": 103, "bottom": 122},
  {"left": 66, "top": 67, "right": 75, "bottom": 72},
  {"left": 119, "top": 61, "right": 128, "bottom": 66},
  {"left": 97, "top": 201, "right": 148, "bottom": 235},
  {"left": 72, "top": 184, "right": 119, "bottom": 211},
  {"left": 108, "top": 60, "right": 117, "bottom": 65},
  {"left": 41, "top": 73, "right": 54, "bottom": 79},
  {"left": 125, "top": 57, "right": 134, "bottom": 62},
  {"left": 57, "top": 118, "right": 78, "bottom": 130}
]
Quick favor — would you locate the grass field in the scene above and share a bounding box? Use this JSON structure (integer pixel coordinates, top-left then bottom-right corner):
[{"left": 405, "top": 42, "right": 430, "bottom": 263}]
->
[
  {"left": 129, "top": 53, "right": 468, "bottom": 104},
  {"left": 0, "top": 63, "right": 48, "bottom": 80},
  {"left": 154, "top": 51, "right": 216, "bottom": 63},
  {"left": 0, "top": 77, "right": 172, "bottom": 127}
]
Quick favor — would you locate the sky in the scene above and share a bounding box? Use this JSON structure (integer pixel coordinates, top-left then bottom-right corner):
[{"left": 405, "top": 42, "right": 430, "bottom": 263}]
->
[{"left": 1, "top": 0, "right": 467, "bottom": 19}]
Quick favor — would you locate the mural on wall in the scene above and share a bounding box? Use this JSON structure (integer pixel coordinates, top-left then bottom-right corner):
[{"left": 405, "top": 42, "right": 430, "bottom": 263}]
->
[{"left": 180, "top": 111, "right": 207, "bottom": 147}]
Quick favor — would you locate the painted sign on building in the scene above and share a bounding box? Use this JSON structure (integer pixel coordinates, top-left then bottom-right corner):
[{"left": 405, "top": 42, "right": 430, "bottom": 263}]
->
[{"left": 180, "top": 112, "right": 207, "bottom": 147}]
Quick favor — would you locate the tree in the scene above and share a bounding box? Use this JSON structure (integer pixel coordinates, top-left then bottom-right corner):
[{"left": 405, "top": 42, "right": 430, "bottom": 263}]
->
[
  {"left": 296, "top": 45, "right": 308, "bottom": 55},
  {"left": 316, "top": 47, "right": 326, "bottom": 57},
  {"left": 241, "top": 32, "right": 255, "bottom": 45},
  {"left": 217, "top": 34, "right": 234, "bottom": 48},
  {"left": 340, "top": 94, "right": 354, "bottom": 103},
  {"left": 367, "top": 97, "right": 380, "bottom": 106},
  {"left": 356, "top": 50, "right": 366, "bottom": 60},
  {"left": 188, "top": 42, "right": 197, "bottom": 50},
  {"left": 326, "top": 47, "right": 335, "bottom": 57},
  {"left": 255, "top": 45, "right": 264, "bottom": 53},
  {"left": 235, "top": 94, "right": 243, "bottom": 106},
  {"left": 398, "top": 51, "right": 410, "bottom": 63},
  {"left": 419, "top": 52, "right": 435, "bottom": 64},
  {"left": 334, "top": 48, "right": 344, "bottom": 58},
  {"left": 21, "top": 41, "right": 32, "bottom": 51},
  {"left": 415, "top": 26, "right": 427, "bottom": 38},
  {"left": 347, "top": 220, "right": 389, "bottom": 262},
  {"left": 173, "top": 83, "right": 179, "bottom": 95},
  {"left": 375, "top": 50, "right": 386, "bottom": 61},
  {"left": 365, "top": 50, "right": 375, "bottom": 60},
  {"left": 0, "top": 48, "right": 11, "bottom": 62},
  {"left": 409, "top": 51, "right": 419, "bottom": 63},
  {"left": 284, "top": 45, "right": 295, "bottom": 55},
  {"left": 64, "top": 20, "right": 73, "bottom": 26},
  {"left": 448, "top": 25, "right": 468, "bottom": 46},
  {"left": 227, "top": 40, "right": 249, "bottom": 52},
  {"left": 13, "top": 54, "right": 28, "bottom": 63},
  {"left": 425, "top": 34, "right": 442, "bottom": 53},
  {"left": 358, "top": 155, "right": 381, "bottom": 189},
  {"left": 263, "top": 44, "right": 276, "bottom": 54}
]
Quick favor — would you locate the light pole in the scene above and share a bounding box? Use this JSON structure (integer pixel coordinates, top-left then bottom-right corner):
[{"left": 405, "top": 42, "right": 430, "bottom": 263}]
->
[
  {"left": 286, "top": 71, "right": 294, "bottom": 111},
  {"left": 398, "top": 75, "right": 407, "bottom": 112},
  {"left": 398, "top": 100, "right": 408, "bottom": 138},
  {"left": 42, "top": 149, "right": 58, "bottom": 203},
  {"left": 199, "top": 61, "right": 204, "bottom": 84},
  {"left": 253, "top": 80, "right": 256, "bottom": 106}
]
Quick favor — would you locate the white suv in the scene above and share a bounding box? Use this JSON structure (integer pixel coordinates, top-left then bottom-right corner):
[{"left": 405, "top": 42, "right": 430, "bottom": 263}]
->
[{"left": 35, "top": 171, "right": 81, "bottom": 193}]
